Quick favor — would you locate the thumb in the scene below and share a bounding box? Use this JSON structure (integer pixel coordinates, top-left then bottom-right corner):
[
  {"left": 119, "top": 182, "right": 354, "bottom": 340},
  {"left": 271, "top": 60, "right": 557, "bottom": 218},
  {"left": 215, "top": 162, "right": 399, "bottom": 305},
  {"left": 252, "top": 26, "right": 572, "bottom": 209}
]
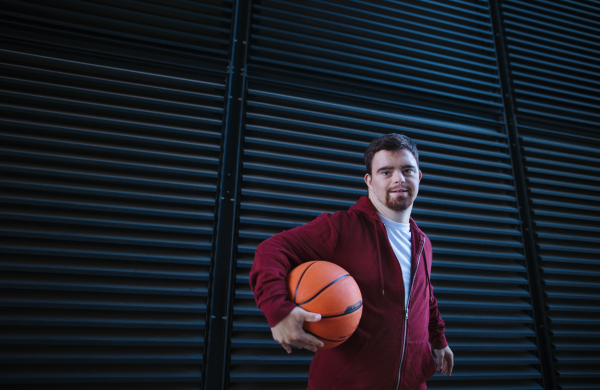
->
[{"left": 303, "top": 311, "right": 321, "bottom": 322}]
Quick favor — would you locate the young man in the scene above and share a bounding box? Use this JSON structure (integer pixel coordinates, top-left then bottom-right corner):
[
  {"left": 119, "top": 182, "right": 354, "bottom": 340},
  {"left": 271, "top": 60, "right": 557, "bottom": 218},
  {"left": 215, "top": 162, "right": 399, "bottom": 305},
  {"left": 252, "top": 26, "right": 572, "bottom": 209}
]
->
[{"left": 250, "top": 134, "right": 454, "bottom": 389}]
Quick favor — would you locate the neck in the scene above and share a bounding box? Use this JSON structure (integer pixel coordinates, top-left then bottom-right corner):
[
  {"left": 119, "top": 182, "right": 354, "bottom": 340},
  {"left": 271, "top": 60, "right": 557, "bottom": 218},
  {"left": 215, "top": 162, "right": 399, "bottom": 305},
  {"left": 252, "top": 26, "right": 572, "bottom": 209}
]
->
[{"left": 368, "top": 193, "right": 412, "bottom": 224}]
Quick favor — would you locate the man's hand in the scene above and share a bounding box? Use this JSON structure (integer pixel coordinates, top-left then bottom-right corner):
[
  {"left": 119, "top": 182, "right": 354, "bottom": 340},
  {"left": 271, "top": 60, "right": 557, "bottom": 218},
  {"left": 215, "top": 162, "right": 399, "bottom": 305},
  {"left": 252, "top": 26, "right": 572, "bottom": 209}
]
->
[
  {"left": 271, "top": 306, "right": 324, "bottom": 353},
  {"left": 434, "top": 346, "right": 454, "bottom": 376}
]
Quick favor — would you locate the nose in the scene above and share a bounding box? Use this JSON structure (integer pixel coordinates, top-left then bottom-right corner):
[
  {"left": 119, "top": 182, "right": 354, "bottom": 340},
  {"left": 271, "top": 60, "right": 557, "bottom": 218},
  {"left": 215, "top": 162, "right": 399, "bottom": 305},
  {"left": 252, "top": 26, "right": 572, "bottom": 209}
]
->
[{"left": 393, "top": 170, "right": 405, "bottom": 183}]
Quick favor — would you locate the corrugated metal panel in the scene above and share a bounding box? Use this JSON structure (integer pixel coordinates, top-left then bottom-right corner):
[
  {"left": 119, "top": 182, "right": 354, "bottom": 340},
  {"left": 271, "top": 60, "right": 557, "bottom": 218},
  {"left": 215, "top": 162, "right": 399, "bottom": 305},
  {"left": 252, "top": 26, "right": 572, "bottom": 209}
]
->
[
  {"left": 500, "top": 1, "right": 600, "bottom": 389},
  {"left": 229, "top": 1, "right": 542, "bottom": 389},
  {"left": 0, "top": 0, "right": 232, "bottom": 387}
]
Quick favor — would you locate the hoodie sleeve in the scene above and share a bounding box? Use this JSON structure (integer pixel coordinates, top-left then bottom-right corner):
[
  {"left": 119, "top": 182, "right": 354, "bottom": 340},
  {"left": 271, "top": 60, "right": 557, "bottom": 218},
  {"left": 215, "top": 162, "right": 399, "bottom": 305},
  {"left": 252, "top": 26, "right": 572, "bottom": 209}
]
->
[
  {"left": 249, "top": 213, "right": 339, "bottom": 328},
  {"left": 428, "top": 287, "right": 448, "bottom": 349},
  {"left": 425, "top": 238, "right": 448, "bottom": 349}
]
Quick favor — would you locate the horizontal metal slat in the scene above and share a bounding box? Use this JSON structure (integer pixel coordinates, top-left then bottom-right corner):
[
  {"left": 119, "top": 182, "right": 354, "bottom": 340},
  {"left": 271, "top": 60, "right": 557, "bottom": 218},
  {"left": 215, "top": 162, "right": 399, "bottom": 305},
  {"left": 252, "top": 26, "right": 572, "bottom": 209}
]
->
[
  {"left": 0, "top": 228, "right": 212, "bottom": 250},
  {"left": 1, "top": 75, "right": 223, "bottom": 113},
  {"left": 0, "top": 90, "right": 222, "bottom": 125},
  {"left": 0, "top": 243, "right": 210, "bottom": 266},
  {"left": 537, "top": 244, "right": 600, "bottom": 256},
  {"left": 546, "top": 304, "right": 600, "bottom": 313},
  {"left": 0, "top": 275, "right": 208, "bottom": 296},
  {"left": 0, "top": 195, "right": 212, "bottom": 220},
  {"left": 0, "top": 292, "right": 207, "bottom": 313},
  {"left": 529, "top": 189, "right": 600, "bottom": 204},
  {"left": 0, "top": 329, "right": 204, "bottom": 347},
  {"left": 0, "top": 164, "right": 215, "bottom": 192},
  {"left": 0, "top": 114, "right": 222, "bottom": 147},
  {"left": 0, "top": 258, "right": 207, "bottom": 282},
  {"left": 0, "top": 349, "right": 203, "bottom": 364},
  {"left": 0, "top": 311, "right": 204, "bottom": 329},
  {"left": 0, "top": 212, "right": 210, "bottom": 235},
  {"left": 540, "top": 255, "right": 599, "bottom": 266},
  {"left": 0, "top": 149, "right": 216, "bottom": 179},
  {"left": 0, "top": 366, "right": 202, "bottom": 383}
]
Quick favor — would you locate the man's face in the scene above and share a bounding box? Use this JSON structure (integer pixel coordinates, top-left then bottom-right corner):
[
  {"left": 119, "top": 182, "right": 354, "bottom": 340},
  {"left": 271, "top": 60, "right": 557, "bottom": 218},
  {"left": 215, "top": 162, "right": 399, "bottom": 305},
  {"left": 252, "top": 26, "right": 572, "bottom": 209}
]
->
[{"left": 364, "top": 149, "right": 422, "bottom": 213}]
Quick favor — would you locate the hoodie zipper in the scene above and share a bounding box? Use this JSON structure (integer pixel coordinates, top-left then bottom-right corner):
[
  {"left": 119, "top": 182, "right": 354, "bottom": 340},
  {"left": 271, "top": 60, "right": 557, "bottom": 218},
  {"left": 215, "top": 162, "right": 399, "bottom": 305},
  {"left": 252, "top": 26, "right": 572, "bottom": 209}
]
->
[{"left": 395, "top": 240, "right": 424, "bottom": 390}]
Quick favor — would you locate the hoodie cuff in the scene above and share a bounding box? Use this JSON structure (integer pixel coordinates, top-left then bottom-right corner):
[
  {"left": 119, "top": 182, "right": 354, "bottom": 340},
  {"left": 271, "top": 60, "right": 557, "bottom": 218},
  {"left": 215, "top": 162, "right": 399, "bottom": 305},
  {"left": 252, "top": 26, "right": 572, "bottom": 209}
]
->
[
  {"left": 430, "top": 333, "right": 448, "bottom": 350},
  {"left": 258, "top": 295, "right": 298, "bottom": 328}
]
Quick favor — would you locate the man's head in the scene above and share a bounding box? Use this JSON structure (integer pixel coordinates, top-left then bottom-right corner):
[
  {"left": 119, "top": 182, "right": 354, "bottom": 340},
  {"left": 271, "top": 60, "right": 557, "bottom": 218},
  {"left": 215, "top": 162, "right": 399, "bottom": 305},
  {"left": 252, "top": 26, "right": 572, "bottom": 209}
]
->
[
  {"left": 364, "top": 134, "right": 419, "bottom": 176},
  {"left": 364, "top": 134, "right": 422, "bottom": 218}
]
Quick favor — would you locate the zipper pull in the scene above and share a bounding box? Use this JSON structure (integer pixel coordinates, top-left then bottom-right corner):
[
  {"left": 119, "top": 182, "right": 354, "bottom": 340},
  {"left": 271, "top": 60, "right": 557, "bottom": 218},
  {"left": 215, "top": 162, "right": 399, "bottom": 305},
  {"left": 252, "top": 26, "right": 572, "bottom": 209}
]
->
[{"left": 405, "top": 309, "right": 409, "bottom": 319}]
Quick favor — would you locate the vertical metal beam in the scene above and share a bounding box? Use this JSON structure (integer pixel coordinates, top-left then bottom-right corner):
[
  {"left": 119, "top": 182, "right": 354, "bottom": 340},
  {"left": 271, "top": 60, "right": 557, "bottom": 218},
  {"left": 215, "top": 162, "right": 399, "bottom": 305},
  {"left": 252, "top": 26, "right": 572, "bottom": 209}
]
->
[
  {"left": 204, "top": 0, "right": 251, "bottom": 388},
  {"left": 489, "top": 1, "right": 556, "bottom": 390}
]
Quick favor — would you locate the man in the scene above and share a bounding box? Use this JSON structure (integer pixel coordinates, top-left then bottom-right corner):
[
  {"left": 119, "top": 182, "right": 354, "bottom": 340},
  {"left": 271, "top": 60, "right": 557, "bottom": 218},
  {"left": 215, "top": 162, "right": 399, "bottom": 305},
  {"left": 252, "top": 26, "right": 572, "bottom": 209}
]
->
[{"left": 250, "top": 134, "right": 454, "bottom": 389}]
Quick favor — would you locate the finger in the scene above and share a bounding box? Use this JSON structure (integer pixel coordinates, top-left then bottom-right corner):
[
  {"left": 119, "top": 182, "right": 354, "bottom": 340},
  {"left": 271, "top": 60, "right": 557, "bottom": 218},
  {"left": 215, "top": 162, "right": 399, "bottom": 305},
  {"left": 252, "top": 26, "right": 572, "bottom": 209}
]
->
[
  {"left": 290, "top": 340, "right": 318, "bottom": 353},
  {"left": 447, "top": 355, "right": 454, "bottom": 376},
  {"left": 303, "top": 312, "right": 322, "bottom": 323},
  {"left": 301, "top": 343, "right": 318, "bottom": 353},
  {"left": 280, "top": 342, "right": 291, "bottom": 354},
  {"left": 299, "top": 332, "right": 324, "bottom": 349}
]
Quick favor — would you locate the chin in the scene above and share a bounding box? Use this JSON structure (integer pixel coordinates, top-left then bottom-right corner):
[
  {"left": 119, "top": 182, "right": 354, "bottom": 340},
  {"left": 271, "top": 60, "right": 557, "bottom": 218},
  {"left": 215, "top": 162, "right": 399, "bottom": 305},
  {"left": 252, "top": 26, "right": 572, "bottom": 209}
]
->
[{"left": 386, "top": 200, "right": 412, "bottom": 212}]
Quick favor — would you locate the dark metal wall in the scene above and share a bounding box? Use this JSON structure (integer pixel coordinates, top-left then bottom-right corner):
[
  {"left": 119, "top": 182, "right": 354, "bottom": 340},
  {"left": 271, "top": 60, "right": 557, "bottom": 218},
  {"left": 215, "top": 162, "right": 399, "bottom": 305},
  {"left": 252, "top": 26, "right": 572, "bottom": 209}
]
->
[
  {"left": 0, "top": 0, "right": 233, "bottom": 388},
  {"left": 0, "top": 1, "right": 598, "bottom": 390},
  {"left": 498, "top": 1, "right": 600, "bottom": 389}
]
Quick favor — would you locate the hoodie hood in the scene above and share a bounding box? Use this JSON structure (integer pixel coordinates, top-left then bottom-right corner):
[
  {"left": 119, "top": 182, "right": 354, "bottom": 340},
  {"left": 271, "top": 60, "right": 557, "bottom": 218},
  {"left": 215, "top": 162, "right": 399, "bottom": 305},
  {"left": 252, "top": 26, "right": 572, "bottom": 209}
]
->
[
  {"left": 349, "top": 196, "right": 427, "bottom": 296},
  {"left": 349, "top": 196, "right": 425, "bottom": 238}
]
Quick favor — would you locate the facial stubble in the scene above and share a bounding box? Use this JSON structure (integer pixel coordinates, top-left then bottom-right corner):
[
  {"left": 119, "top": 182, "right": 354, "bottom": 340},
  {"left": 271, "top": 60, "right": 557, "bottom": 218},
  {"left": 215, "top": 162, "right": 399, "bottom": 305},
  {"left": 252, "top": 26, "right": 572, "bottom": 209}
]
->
[{"left": 385, "top": 189, "right": 414, "bottom": 212}]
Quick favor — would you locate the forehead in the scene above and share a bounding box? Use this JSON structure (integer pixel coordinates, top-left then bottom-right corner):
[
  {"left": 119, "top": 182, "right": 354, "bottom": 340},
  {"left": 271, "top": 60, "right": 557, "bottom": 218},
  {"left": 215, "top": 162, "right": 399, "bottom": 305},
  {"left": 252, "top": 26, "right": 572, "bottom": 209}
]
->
[{"left": 372, "top": 149, "right": 417, "bottom": 168}]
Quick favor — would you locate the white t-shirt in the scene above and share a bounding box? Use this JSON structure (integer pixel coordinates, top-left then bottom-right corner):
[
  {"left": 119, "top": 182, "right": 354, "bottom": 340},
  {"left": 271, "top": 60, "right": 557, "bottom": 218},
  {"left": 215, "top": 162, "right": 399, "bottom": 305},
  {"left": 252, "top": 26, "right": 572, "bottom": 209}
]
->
[{"left": 378, "top": 214, "right": 412, "bottom": 308}]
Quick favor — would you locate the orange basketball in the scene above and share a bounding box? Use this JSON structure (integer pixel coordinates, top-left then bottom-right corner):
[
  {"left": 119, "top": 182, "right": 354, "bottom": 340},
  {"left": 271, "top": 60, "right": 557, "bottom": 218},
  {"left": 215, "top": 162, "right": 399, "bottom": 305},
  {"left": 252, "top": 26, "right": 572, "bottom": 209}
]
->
[{"left": 286, "top": 261, "right": 363, "bottom": 349}]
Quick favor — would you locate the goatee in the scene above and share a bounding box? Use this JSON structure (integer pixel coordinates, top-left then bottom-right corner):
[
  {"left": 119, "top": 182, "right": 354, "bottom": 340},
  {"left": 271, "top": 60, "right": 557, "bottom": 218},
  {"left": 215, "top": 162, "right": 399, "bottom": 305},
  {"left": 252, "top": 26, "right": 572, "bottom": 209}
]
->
[{"left": 385, "top": 190, "right": 413, "bottom": 211}]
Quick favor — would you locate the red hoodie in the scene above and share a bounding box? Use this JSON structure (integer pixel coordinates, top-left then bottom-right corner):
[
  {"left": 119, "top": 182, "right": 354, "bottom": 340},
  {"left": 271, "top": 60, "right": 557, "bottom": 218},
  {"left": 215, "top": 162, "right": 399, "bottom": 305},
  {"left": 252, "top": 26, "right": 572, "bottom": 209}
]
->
[{"left": 250, "top": 196, "right": 448, "bottom": 390}]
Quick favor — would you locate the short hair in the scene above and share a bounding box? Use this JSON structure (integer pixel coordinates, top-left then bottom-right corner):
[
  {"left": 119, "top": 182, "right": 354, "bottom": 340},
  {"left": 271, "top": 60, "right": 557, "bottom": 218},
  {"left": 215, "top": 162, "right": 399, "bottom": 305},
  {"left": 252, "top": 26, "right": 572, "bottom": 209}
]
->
[{"left": 364, "top": 134, "right": 419, "bottom": 175}]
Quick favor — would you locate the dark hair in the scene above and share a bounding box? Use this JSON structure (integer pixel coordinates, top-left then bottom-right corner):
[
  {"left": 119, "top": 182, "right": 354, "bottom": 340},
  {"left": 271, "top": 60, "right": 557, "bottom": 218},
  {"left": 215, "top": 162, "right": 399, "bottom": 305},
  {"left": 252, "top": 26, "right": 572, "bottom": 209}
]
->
[{"left": 364, "top": 133, "right": 419, "bottom": 175}]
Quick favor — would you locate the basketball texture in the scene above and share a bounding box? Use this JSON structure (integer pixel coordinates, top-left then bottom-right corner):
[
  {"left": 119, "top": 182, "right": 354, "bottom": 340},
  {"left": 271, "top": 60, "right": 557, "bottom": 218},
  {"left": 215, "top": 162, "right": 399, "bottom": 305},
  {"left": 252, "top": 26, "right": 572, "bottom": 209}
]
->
[{"left": 286, "top": 261, "right": 363, "bottom": 349}]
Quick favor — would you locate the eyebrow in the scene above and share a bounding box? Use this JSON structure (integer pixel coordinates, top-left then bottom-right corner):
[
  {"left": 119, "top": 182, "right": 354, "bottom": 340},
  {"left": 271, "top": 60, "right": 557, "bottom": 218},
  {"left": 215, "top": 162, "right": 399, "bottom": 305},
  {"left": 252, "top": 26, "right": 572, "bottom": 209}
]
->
[{"left": 377, "top": 165, "right": 416, "bottom": 172}]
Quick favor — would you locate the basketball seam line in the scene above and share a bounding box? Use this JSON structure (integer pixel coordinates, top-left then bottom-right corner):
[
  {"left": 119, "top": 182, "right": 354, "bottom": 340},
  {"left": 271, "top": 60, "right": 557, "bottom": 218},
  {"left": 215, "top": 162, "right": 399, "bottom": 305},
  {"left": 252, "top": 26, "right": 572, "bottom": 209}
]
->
[
  {"left": 305, "top": 330, "right": 345, "bottom": 343},
  {"left": 296, "top": 274, "right": 350, "bottom": 306},
  {"left": 294, "top": 261, "right": 318, "bottom": 303},
  {"left": 321, "top": 300, "right": 363, "bottom": 319}
]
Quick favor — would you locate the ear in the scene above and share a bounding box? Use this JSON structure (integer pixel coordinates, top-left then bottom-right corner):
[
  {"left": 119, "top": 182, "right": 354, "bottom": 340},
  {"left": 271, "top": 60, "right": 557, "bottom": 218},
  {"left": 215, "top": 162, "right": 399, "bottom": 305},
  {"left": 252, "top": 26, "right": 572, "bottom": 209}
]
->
[
  {"left": 364, "top": 173, "right": 372, "bottom": 191},
  {"left": 418, "top": 170, "right": 422, "bottom": 182}
]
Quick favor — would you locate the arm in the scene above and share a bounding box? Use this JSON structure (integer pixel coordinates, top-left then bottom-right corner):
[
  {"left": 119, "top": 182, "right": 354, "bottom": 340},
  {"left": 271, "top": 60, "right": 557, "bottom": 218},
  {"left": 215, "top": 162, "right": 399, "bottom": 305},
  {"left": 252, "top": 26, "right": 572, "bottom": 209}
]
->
[
  {"left": 249, "top": 213, "right": 339, "bottom": 351},
  {"left": 430, "top": 291, "right": 453, "bottom": 376},
  {"left": 426, "top": 238, "right": 454, "bottom": 375},
  {"left": 428, "top": 288, "right": 447, "bottom": 350}
]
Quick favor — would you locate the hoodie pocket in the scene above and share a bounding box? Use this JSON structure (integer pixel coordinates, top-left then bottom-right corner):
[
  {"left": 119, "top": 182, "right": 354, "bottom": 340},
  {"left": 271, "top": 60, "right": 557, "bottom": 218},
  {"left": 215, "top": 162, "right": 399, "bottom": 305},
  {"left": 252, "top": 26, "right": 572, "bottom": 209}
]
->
[
  {"left": 402, "top": 340, "right": 437, "bottom": 390},
  {"left": 308, "top": 334, "right": 366, "bottom": 387},
  {"left": 332, "top": 341, "right": 401, "bottom": 389}
]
